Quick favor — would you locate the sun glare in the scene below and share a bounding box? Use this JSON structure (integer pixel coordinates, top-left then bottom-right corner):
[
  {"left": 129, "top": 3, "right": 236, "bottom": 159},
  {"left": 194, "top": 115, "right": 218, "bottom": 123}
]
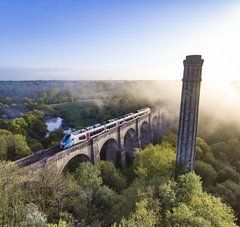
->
[{"left": 202, "top": 5, "right": 240, "bottom": 81}]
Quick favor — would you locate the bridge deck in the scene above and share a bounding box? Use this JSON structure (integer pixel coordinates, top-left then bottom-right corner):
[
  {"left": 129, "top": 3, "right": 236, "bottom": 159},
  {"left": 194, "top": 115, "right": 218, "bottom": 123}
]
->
[{"left": 15, "top": 146, "right": 62, "bottom": 167}]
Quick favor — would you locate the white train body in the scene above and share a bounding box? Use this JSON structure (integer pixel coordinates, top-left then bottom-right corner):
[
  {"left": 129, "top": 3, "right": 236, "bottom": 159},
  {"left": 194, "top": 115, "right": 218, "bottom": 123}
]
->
[{"left": 60, "top": 107, "right": 151, "bottom": 149}]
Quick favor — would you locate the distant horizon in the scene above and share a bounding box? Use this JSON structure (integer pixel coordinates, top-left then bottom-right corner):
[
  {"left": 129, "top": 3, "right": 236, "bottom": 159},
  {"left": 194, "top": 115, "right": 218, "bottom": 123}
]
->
[
  {"left": 0, "top": 66, "right": 239, "bottom": 81},
  {"left": 0, "top": 78, "right": 239, "bottom": 83},
  {"left": 1, "top": 0, "right": 240, "bottom": 80},
  {"left": 0, "top": 66, "right": 180, "bottom": 81}
]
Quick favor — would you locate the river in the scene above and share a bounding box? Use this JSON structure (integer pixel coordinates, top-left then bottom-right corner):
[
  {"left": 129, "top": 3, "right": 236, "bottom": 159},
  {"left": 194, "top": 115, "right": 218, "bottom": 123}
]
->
[
  {"left": 46, "top": 117, "right": 63, "bottom": 132},
  {"left": 45, "top": 117, "right": 72, "bottom": 138}
]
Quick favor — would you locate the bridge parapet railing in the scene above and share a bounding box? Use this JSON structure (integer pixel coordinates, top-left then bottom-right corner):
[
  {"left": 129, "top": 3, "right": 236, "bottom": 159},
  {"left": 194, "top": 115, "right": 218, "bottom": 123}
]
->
[{"left": 14, "top": 146, "right": 60, "bottom": 167}]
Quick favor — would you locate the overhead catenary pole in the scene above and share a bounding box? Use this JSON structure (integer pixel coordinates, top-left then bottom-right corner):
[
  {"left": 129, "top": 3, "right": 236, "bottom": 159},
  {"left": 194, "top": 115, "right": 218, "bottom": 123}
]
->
[{"left": 176, "top": 55, "right": 204, "bottom": 172}]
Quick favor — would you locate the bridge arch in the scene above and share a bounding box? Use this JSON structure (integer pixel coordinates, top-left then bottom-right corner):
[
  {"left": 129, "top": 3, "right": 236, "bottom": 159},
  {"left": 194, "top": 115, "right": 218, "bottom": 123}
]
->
[
  {"left": 62, "top": 154, "right": 91, "bottom": 173},
  {"left": 152, "top": 116, "right": 159, "bottom": 144},
  {"left": 140, "top": 121, "right": 151, "bottom": 148},
  {"left": 100, "top": 138, "right": 121, "bottom": 169},
  {"left": 124, "top": 128, "right": 139, "bottom": 166}
]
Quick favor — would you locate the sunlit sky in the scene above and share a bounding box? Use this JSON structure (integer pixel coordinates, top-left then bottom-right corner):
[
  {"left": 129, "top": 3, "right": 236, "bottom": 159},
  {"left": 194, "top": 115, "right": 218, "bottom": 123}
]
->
[{"left": 0, "top": 0, "right": 240, "bottom": 80}]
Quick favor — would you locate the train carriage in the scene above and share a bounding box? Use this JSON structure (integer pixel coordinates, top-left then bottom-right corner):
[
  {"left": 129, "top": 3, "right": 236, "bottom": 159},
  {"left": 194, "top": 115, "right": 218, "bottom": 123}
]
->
[{"left": 60, "top": 107, "right": 151, "bottom": 149}]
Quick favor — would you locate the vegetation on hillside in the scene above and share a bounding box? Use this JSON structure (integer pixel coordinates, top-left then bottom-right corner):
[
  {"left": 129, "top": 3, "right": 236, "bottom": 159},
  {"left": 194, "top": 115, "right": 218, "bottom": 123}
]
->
[
  {"left": 0, "top": 91, "right": 157, "bottom": 156},
  {"left": 164, "top": 132, "right": 240, "bottom": 224},
  {"left": 0, "top": 143, "right": 237, "bottom": 226},
  {"left": 52, "top": 94, "right": 154, "bottom": 128},
  {"left": 0, "top": 80, "right": 170, "bottom": 120}
]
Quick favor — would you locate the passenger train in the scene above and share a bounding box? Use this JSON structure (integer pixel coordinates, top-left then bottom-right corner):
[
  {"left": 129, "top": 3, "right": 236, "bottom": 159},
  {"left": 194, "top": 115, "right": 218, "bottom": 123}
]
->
[{"left": 60, "top": 107, "right": 151, "bottom": 149}]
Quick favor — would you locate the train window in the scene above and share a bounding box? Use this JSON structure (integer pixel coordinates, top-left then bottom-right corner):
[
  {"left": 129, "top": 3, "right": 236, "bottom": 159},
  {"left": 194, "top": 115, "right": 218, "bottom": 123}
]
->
[
  {"left": 79, "top": 135, "right": 86, "bottom": 140},
  {"left": 107, "top": 123, "right": 116, "bottom": 129},
  {"left": 90, "top": 131, "right": 97, "bottom": 136},
  {"left": 90, "top": 128, "right": 104, "bottom": 137}
]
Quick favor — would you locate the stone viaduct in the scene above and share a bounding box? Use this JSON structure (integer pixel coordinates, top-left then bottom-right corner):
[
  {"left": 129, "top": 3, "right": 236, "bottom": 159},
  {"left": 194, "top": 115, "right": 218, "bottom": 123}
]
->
[{"left": 16, "top": 107, "right": 171, "bottom": 178}]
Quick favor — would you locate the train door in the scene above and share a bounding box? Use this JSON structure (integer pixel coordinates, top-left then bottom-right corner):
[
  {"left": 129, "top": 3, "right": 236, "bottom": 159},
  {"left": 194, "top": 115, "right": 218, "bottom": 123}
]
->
[{"left": 86, "top": 132, "right": 91, "bottom": 140}]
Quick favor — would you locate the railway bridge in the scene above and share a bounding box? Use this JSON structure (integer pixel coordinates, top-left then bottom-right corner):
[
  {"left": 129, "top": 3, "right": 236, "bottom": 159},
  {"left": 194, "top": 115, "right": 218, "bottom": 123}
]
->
[{"left": 15, "top": 108, "right": 170, "bottom": 178}]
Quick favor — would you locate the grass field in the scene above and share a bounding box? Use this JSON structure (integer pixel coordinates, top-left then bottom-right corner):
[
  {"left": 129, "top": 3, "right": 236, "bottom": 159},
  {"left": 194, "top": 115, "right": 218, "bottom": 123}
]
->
[{"left": 50, "top": 101, "right": 100, "bottom": 127}]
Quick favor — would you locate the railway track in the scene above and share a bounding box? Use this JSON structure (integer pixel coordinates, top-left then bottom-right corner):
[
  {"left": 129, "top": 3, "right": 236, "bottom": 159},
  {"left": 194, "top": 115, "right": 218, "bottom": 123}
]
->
[{"left": 14, "top": 146, "right": 62, "bottom": 167}]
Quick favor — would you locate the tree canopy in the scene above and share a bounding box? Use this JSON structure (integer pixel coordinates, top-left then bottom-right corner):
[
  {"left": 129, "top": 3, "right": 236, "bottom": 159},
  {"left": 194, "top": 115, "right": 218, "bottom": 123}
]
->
[{"left": 0, "top": 141, "right": 237, "bottom": 226}]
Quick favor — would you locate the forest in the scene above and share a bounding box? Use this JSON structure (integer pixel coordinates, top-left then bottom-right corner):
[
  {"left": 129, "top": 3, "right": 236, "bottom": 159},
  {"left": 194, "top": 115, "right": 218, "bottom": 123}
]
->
[{"left": 0, "top": 81, "right": 240, "bottom": 226}]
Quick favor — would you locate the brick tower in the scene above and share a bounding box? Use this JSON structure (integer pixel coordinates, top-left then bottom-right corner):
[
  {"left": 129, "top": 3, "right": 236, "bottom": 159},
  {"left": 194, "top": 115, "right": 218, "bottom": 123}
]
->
[{"left": 176, "top": 55, "right": 204, "bottom": 172}]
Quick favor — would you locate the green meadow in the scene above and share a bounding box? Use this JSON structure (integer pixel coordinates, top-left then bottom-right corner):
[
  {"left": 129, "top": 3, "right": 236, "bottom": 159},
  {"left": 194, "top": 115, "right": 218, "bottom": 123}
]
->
[{"left": 50, "top": 101, "right": 101, "bottom": 128}]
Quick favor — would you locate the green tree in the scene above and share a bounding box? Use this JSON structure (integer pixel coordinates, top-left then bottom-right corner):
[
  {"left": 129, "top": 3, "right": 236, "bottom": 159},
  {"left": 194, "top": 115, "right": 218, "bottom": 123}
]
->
[
  {"left": 23, "top": 110, "right": 47, "bottom": 140},
  {"left": 202, "top": 151, "right": 216, "bottom": 166},
  {"left": 27, "top": 137, "right": 44, "bottom": 152},
  {"left": 159, "top": 173, "right": 237, "bottom": 226},
  {"left": 168, "top": 203, "right": 211, "bottom": 227},
  {"left": 163, "top": 131, "right": 177, "bottom": 147},
  {"left": 195, "top": 160, "right": 217, "bottom": 188},
  {"left": 0, "top": 161, "right": 27, "bottom": 226},
  {"left": 0, "top": 129, "right": 31, "bottom": 161},
  {"left": 195, "top": 137, "right": 211, "bottom": 159},
  {"left": 92, "top": 185, "right": 118, "bottom": 225},
  {"left": 175, "top": 173, "right": 203, "bottom": 204},
  {"left": 225, "top": 139, "right": 240, "bottom": 169},
  {"left": 215, "top": 180, "right": 240, "bottom": 222},
  {"left": 48, "top": 89, "right": 57, "bottom": 103},
  {"left": 119, "top": 198, "right": 159, "bottom": 227},
  {"left": 214, "top": 162, "right": 240, "bottom": 183},
  {"left": 43, "top": 129, "right": 64, "bottom": 149},
  {"left": 134, "top": 143, "right": 175, "bottom": 181},
  {"left": 6, "top": 134, "right": 31, "bottom": 160},
  {"left": 25, "top": 170, "right": 80, "bottom": 223},
  {"left": 110, "top": 180, "right": 148, "bottom": 224},
  {"left": 96, "top": 161, "right": 126, "bottom": 192},
  {"left": 211, "top": 141, "right": 228, "bottom": 160},
  {"left": 113, "top": 168, "right": 237, "bottom": 226},
  {"left": 74, "top": 162, "right": 102, "bottom": 190},
  {"left": 10, "top": 117, "right": 27, "bottom": 135},
  {"left": 190, "top": 191, "right": 236, "bottom": 226}
]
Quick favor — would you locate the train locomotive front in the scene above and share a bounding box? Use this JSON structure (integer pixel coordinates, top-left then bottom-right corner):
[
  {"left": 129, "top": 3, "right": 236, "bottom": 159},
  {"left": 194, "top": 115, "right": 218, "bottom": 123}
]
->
[{"left": 60, "top": 134, "right": 73, "bottom": 149}]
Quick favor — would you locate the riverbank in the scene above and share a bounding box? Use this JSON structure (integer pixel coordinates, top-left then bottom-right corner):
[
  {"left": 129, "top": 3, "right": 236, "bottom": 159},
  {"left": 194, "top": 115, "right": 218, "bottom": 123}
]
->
[{"left": 49, "top": 101, "right": 101, "bottom": 128}]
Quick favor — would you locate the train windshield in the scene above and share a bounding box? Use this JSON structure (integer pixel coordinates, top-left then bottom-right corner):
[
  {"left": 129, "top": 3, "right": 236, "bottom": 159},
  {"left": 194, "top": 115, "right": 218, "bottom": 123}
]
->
[{"left": 62, "top": 134, "right": 70, "bottom": 143}]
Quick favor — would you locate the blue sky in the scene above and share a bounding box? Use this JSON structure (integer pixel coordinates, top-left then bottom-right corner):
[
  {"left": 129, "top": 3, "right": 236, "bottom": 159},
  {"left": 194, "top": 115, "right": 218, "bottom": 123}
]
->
[{"left": 0, "top": 0, "right": 239, "bottom": 80}]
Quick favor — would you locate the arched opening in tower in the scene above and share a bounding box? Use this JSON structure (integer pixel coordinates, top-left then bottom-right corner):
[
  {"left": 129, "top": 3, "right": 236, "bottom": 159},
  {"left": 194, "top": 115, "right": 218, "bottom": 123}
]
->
[
  {"left": 152, "top": 116, "right": 159, "bottom": 145},
  {"left": 100, "top": 139, "right": 121, "bottom": 169},
  {"left": 140, "top": 121, "right": 151, "bottom": 148},
  {"left": 124, "top": 128, "right": 139, "bottom": 166},
  {"left": 62, "top": 154, "right": 91, "bottom": 173}
]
